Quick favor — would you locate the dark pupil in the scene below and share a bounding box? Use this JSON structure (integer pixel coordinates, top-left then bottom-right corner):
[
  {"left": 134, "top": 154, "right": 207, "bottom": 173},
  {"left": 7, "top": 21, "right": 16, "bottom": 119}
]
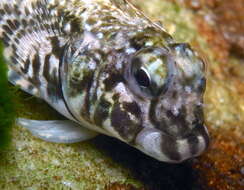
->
[{"left": 135, "top": 68, "right": 150, "bottom": 87}]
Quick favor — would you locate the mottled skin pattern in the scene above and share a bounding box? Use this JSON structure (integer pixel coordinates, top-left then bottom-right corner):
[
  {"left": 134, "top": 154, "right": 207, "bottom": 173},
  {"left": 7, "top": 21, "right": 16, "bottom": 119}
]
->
[{"left": 0, "top": 0, "right": 209, "bottom": 162}]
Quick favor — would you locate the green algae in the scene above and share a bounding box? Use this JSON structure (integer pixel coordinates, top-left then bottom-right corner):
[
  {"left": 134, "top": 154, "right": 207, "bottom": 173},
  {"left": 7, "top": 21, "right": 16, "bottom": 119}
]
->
[{"left": 0, "top": 42, "right": 16, "bottom": 150}]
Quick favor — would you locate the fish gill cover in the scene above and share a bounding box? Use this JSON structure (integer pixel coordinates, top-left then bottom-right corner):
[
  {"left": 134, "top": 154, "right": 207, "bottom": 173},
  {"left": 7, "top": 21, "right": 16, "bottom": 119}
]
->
[{"left": 0, "top": 42, "right": 15, "bottom": 150}]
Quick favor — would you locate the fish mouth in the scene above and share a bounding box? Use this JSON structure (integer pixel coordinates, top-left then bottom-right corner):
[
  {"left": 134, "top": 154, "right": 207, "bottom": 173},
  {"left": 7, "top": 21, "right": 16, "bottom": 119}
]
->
[{"left": 135, "top": 125, "right": 209, "bottom": 163}]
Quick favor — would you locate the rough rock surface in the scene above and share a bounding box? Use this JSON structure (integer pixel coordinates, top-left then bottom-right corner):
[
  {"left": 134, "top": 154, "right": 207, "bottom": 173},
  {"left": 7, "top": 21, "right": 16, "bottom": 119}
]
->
[{"left": 184, "top": 0, "right": 244, "bottom": 58}]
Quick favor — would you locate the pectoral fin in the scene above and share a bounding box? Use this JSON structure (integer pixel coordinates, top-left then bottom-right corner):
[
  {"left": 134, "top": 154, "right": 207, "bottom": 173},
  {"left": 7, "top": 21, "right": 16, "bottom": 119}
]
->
[{"left": 17, "top": 118, "right": 98, "bottom": 143}]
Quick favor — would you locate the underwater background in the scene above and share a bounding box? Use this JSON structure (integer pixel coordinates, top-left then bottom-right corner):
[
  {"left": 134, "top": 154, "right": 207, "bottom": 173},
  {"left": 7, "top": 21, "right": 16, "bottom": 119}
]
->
[{"left": 0, "top": 0, "right": 243, "bottom": 189}]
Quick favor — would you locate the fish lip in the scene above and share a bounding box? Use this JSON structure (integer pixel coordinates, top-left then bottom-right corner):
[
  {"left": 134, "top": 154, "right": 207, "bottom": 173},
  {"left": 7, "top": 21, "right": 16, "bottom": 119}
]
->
[{"left": 135, "top": 125, "right": 209, "bottom": 163}]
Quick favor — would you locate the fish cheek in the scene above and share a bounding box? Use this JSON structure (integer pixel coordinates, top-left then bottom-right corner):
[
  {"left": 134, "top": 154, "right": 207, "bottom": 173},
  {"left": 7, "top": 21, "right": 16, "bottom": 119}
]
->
[{"left": 111, "top": 103, "right": 142, "bottom": 143}]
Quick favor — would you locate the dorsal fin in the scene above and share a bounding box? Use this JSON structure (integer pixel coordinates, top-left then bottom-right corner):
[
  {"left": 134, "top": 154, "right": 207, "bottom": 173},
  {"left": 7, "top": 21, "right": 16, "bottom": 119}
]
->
[
  {"left": 110, "top": 0, "right": 142, "bottom": 17},
  {"left": 110, "top": 0, "right": 131, "bottom": 10},
  {"left": 110, "top": 0, "right": 166, "bottom": 31}
]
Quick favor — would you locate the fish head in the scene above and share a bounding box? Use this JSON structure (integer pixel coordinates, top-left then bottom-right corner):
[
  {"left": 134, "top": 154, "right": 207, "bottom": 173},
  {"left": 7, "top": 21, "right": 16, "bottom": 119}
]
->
[
  {"left": 124, "top": 43, "right": 209, "bottom": 163},
  {"left": 61, "top": 34, "right": 209, "bottom": 163}
]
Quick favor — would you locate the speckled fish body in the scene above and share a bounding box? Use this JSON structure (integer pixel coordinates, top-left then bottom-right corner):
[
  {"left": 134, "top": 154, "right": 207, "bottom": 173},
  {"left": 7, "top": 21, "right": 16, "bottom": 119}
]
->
[{"left": 0, "top": 0, "right": 209, "bottom": 163}]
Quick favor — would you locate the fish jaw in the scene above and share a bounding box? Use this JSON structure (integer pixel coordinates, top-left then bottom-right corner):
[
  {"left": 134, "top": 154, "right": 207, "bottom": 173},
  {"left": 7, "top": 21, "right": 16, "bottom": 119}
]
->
[{"left": 135, "top": 125, "right": 209, "bottom": 163}]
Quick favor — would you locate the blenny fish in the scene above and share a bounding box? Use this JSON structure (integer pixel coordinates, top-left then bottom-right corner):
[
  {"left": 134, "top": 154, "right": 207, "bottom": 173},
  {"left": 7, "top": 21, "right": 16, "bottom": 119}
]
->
[{"left": 0, "top": 0, "right": 209, "bottom": 163}]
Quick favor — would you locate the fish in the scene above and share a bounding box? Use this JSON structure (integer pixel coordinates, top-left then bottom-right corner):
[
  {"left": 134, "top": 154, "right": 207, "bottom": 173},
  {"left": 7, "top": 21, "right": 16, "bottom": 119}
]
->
[{"left": 0, "top": 0, "right": 209, "bottom": 163}]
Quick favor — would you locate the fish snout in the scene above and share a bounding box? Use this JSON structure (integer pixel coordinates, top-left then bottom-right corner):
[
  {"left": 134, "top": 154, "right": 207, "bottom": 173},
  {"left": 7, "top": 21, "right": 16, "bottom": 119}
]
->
[{"left": 135, "top": 125, "right": 209, "bottom": 163}]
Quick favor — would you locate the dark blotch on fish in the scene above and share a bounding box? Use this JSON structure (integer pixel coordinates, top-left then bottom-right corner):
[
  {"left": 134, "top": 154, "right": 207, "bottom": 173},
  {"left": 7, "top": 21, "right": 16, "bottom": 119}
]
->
[
  {"left": 123, "top": 101, "right": 141, "bottom": 118},
  {"left": 81, "top": 73, "right": 94, "bottom": 120},
  {"left": 94, "top": 95, "right": 111, "bottom": 126},
  {"left": 111, "top": 103, "right": 142, "bottom": 142},
  {"left": 104, "top": 72, "right": 124, "bottom": 91},
  {"left": 161, "top": 135, "right": 181, "bottom": 162}
]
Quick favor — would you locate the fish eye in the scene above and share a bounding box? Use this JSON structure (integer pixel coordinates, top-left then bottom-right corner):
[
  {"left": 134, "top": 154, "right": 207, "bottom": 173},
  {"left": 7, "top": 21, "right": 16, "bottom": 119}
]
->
[
  {"left": 134, "top": 67, "right": 151, "bottom": 88},
  {"left": 125, "top": 47, "right": 170, "bottom": 99}
]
